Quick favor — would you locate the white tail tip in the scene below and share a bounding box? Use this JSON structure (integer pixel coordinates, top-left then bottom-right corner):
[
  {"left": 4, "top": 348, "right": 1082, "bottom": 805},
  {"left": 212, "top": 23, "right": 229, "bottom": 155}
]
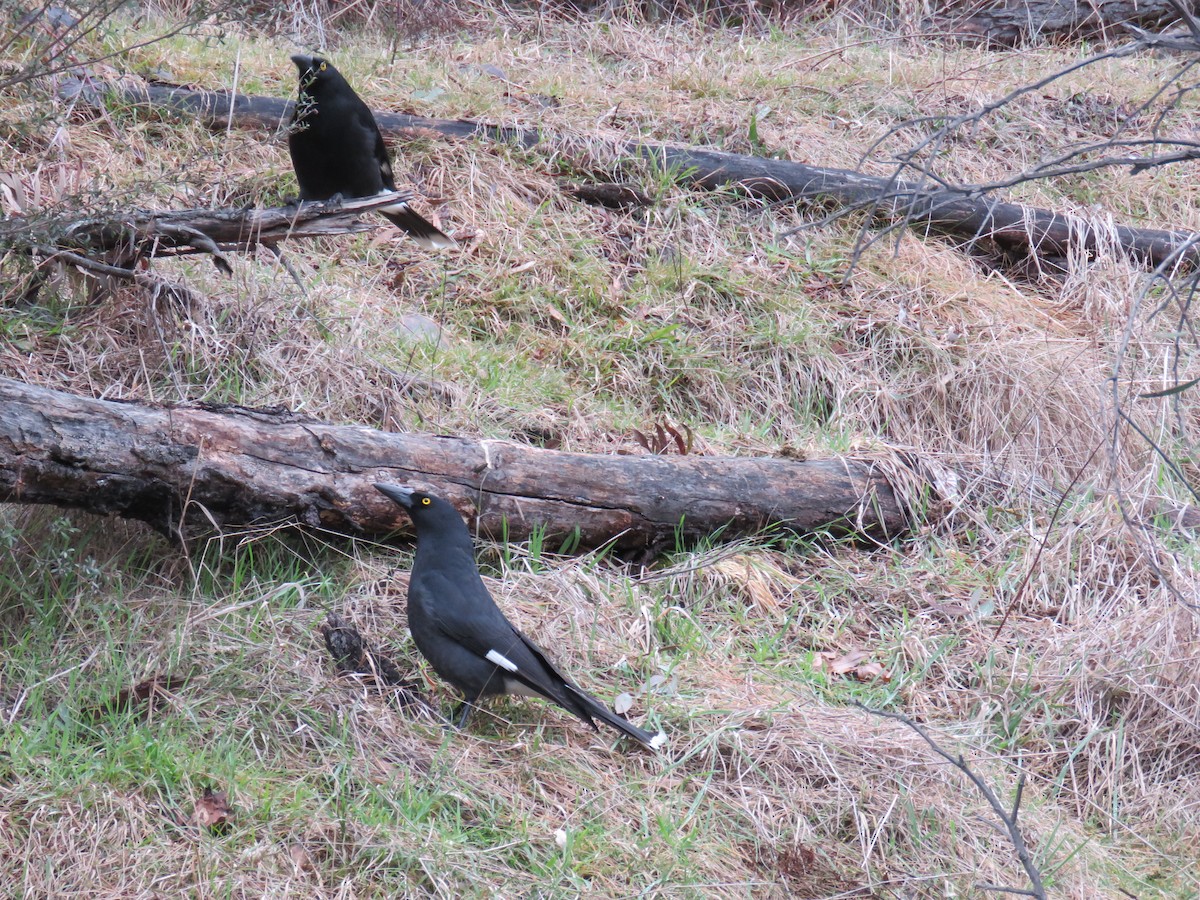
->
[{"left": 414, "top": 233, "right": 457, "bottom": 251}]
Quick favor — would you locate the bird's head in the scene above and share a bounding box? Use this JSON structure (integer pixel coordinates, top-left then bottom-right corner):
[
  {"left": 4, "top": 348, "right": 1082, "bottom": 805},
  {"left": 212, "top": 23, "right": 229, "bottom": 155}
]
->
[
  {"left": 374, "top": 483, "right": 468, "bottom": 534},
  {"left": 291, "top": 54, "right": 340, "bottom": 92}
]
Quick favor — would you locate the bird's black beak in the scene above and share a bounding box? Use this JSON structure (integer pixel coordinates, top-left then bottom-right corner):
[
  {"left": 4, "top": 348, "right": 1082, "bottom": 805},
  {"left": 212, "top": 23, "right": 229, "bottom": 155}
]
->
[
  {"left": 374, "top": 483, "right": 416, "bottom": 509},
  {"left": 290, "top": 54, "right": 314, "bottom": 72}
]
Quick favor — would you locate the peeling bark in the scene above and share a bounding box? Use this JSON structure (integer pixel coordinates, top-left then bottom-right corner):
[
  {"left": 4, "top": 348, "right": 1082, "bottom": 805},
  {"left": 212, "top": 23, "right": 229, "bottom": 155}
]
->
[{"left": 0, "top": 377, "right": 908, "bottom": 554}]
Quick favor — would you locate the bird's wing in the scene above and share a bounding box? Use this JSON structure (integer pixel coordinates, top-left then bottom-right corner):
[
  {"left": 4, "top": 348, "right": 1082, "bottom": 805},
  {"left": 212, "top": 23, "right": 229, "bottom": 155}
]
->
[
  {"left": 410, "top": 570, "right": 580, "bottom": 698},
  {"left": 514, "top": 628, "right": 667, "bottom": 749},
  {"left": 472, "top": 623, "right": 603, "bottom": 728},
  {"left": 410, "top": 570, "right": 524, "bottom": 655},
  {"left": 448, "top": 604, "right": 665, "bottom": 747},
  {"left": 501, "top": 629, "right": 581, "bottom": 694},
  {"left": 354, "top": 107, "right": 398, "bottom": 190},
  {"left": 411, "top": 568, "right": 666, "bottom": 748}
]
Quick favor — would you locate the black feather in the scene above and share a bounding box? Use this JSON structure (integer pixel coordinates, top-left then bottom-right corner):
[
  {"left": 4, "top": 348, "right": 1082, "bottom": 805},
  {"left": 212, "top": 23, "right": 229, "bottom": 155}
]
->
[
  {"left": 374, "top": 483, "right": 666, "bottom": 750},
  {"left": 288, "top": 55, "right": 454, "bottom": 250}
]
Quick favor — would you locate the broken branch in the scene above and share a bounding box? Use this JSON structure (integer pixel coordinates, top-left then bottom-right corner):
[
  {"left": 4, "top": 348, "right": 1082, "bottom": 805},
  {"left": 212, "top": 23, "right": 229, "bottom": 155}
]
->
[{"left": 2, "top": 192, "right": 415, "bottom": 274}]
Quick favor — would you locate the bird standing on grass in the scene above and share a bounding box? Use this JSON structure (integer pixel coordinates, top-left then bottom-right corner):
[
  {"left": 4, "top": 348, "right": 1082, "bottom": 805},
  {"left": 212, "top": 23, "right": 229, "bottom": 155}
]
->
[
  {"left": 288, "top": 54, "right": 455, "bottom": 251},
  {"left": 374, "top": 483, "right": 667, "bottom": 750}
]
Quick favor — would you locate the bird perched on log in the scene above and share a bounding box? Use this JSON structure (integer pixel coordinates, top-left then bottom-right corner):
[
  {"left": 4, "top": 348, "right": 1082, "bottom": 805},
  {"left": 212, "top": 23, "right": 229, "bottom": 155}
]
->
[
  {"left": 288, "top": 54, "right": 455, "bottom": 251},
  {"left": 374, "top": 483, "right": 667, "bottom": 750}
]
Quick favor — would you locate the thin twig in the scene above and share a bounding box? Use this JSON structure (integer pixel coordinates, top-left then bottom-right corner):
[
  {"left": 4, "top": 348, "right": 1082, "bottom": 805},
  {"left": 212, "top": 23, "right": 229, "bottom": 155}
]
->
[
  {"left": 856, "top": 703, "right": 1047, "bottom": 900},
  {"left": 1167, "top": 0, "right": 1200, "bottom": 43},
  {"left": 33, "top": 244, "right": 136, "bottom": 279},
  {"left": 990, "top": 442, "right": 1102, "bottom": 641}
]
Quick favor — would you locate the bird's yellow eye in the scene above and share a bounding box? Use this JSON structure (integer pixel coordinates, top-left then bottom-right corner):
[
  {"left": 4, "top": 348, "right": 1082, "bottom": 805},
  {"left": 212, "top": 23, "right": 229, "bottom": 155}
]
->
[
  {"left": 318, "top": 61, "right": 327, "bottom": 71},
  {"left": 421, "top": 497, "right": 431, "bottom": 506}
]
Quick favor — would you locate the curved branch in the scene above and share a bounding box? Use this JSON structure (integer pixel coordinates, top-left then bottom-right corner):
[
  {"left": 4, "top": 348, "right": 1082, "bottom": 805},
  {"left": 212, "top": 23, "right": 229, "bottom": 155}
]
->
[{"left": 857, "top": 703, "right": 1047, "bottom": 900}]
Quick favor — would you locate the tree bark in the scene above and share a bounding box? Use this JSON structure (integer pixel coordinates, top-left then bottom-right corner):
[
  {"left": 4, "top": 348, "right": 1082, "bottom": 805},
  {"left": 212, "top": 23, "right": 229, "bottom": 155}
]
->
[
  {"left": 943, "top": 0, "right": 1194, "bottom": 47},
  {"left": 104, "top": 81, "right": 1200, "bottom": 272},
  {"left": 1, "top": 192, "right": 415, "bottom": 273},
  {"left": 0, "top": 377, "right": 907, "bottom": 553}
]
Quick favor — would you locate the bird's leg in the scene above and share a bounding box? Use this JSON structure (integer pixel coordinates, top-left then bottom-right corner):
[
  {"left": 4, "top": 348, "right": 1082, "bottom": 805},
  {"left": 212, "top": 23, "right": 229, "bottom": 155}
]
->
[{"left": 454, "top": 700, "right": 476, "bottom": 730}]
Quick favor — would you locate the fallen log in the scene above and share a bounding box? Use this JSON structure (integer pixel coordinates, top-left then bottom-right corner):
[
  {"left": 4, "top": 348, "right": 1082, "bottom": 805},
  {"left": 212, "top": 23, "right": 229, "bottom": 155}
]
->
[
  {"left": 0, "top": 192, "right": 416, "bottom": 274},
  {"left": 943, "top": 0, "right": 1194, "bottom": 47},
  {"left": 0, "top": 377, "right": 908, "bottom": 553},
  {"left": 105, "top": 81, "right": 1200, "bottom": 271}
]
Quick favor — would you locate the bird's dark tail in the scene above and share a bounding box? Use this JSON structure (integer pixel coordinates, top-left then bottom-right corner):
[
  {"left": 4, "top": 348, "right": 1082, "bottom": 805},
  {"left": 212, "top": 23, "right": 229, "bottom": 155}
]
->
[
  {"left": 378, "top": 204, "right": 456, "bottom": 250},
  {"left": 505, "top": 627, "right": 667, "bottom": 750},
  {"left": 565, "top": 685, "right": 668, "bottom": 750}
]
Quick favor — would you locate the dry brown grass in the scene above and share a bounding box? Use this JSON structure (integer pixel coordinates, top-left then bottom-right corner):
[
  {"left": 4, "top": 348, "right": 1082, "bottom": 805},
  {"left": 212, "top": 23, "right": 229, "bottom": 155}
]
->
[{"left": 2, "top": 5, "right": 1200, "bottom": 898}]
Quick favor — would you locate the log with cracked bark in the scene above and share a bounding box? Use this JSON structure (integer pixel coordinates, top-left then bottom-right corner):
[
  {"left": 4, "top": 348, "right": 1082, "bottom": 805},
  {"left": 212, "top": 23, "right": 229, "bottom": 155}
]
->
[
  {"left": 0, "top": 377, "right": 908, "bottom": 553},
  {"left": 96, "top": 80, "right": 1200, "bottom": 271}
]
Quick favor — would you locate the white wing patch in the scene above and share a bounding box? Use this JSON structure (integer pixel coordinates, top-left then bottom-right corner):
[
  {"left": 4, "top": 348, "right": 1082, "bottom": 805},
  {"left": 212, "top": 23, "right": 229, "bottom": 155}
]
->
[{"left": 486, "top": 649, "right": 519, "bottom": 672}]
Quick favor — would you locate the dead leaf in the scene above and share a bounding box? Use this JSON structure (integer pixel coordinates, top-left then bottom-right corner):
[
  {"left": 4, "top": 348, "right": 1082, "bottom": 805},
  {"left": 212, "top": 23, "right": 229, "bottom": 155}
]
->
[
  {"left": 629, "top": 421, "right": 695, "bottom": 454},
  {"left": 85, "top": 673, "right": 186, "bottom": 723},
  {"left": 613, "top": 692, "right": 634, "bottom": 716},
  {"left": 928, "top": 601, "right": 971, "bottom": 620},
  {"left": 814, "top": 649, "right": 891, "bottom": 682},
  {"left": 852, "top": 661, "right": 892, "bottom": 683},
  {"left": 827, "top": 650, "right": 869, "bottom": 675},
  {"left": 663, "top": 423, "right": 689, "bottom": 455},
  {"left": 288, "top": 843, "right": 315, "bottom": 872},
  {"left": 194, "top": 787, "right": 233, "bottom": 834},
  {"left": 713, "top": 556, "right": 784, "bottom": 615}
]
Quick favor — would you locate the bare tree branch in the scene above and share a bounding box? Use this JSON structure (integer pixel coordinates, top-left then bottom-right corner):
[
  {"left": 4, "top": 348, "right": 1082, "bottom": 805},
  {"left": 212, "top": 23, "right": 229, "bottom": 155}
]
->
[
  {"left": 1, "top": 192, "right": 416, "bottom": 276},
  {"left": 856, "top": 703, "right": 1047, "bottom": 900},
  {"left": 0, "top": 1, "right": 242, "bottom": 91},
  {"left": 1167, "top": 0, "right": 1200, "bottom": 43},
  {"left": 851, "top": 22, "right": 1200, "bottom": 266}
]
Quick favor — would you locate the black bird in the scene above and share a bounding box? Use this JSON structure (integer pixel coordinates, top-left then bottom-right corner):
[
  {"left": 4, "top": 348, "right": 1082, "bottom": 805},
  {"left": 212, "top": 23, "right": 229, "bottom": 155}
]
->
[
  {"left": 374, "top": 483, "right": 667, "bottom": 750},
  {"left": 288, "top": 54, "right": 454, "bottom": 251}
]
